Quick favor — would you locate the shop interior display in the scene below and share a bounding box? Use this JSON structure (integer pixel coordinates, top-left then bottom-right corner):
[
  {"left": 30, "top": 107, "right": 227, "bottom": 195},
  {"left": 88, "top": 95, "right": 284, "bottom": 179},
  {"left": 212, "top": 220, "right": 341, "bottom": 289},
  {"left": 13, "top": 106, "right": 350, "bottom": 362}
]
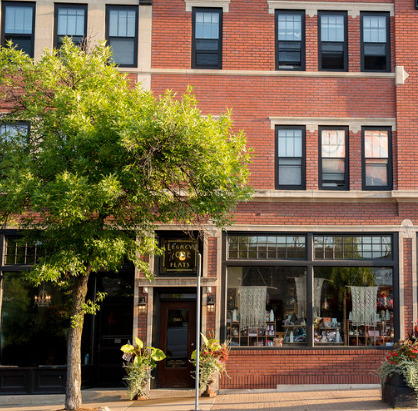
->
[{"left": 227, "top": 283, "right": 394, "bottom": 347}]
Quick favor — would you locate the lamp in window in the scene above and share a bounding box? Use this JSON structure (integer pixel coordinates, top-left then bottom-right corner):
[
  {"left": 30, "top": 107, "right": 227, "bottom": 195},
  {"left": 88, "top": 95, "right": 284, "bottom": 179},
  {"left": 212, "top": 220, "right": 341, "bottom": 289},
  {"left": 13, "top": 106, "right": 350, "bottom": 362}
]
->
[
  {"left": 34, "top": 286, "right": 51, "bottom": 307},
  {"left": 207, "top": 295, "right": 215, "bottom": 312},
  {"left": 322, "top": 297, "right": 329, "bottom": 310},
  {"left": 138, "top": 295, "right": 147, "bottom": 312}
]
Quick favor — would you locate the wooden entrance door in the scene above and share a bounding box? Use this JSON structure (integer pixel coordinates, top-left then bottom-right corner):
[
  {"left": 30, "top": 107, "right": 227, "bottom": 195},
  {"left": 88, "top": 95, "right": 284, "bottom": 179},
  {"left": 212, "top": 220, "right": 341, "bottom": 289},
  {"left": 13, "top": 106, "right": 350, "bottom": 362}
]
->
[{"left": 158, "top": 301, "right": 196, "bottom": 388}]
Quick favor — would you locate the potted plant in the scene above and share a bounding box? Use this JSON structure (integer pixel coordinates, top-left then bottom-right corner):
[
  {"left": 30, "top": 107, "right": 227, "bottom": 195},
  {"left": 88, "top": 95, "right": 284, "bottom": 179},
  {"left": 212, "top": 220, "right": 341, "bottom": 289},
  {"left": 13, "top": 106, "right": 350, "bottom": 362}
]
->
[
  {"left": 378, "top": 333, "right": 418, "bottom": 408},
  {"left": 191, "top": 334, "right": 230, "bottom": 397},
  {"left": 121, "top": 337, "right": 166, "bottom": 400}
]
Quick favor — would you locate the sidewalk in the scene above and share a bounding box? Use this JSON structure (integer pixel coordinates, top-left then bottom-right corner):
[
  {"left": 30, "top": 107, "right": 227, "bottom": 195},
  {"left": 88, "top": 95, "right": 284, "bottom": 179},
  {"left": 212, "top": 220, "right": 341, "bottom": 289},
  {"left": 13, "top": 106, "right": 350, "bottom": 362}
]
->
[{"left": 1, "top": 387, "right": 417, "bottom": 411}]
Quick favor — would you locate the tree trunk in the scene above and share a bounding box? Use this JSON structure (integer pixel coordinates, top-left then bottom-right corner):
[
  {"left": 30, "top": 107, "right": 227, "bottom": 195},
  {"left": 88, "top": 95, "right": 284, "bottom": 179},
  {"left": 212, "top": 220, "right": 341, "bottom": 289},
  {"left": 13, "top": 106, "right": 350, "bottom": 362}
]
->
[{"left": 65, "top": 272, "right": 90, "bottom": 410}]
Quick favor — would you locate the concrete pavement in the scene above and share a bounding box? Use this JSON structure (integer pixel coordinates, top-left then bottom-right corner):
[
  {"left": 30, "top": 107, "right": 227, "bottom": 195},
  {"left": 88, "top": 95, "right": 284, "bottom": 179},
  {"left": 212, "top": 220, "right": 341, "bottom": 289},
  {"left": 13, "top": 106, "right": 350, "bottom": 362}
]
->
[{"left": 1, "top": 387, "right": 417, "bottom": 411}]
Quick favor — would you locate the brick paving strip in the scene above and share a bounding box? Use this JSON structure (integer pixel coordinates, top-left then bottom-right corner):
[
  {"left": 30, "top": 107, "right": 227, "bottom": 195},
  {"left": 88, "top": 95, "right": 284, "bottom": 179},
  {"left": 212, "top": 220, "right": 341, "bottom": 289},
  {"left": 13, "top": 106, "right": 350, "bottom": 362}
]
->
[{"left": 211, "top": 389, "right": 417, "bottom": 411}]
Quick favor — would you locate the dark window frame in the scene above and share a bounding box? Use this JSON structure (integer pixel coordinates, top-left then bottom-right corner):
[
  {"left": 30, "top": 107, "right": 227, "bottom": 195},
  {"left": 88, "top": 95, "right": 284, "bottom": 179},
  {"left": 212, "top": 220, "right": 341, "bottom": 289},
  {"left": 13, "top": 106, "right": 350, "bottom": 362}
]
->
[
  {"left": 54, "top": 3, "right": 88, "bottom": 49},
  {"left": 275, "top": 125, "right": 306, "bottom": 190},
  {"left": 362, "top": 126, "right": 392, "bottom": 191},
  {"left": 105, "top": 4, "right": 139, "bottom": 68},
  {"left": 319, "top": 126, "right": 349, "bottom": 190},
  {"left": 1, "top": 1, "right": 36, "bottom": 58},
  {"left": 191, "top": 7, "right": 222, "bottom": 69},
  {"left": 360, "top": 11, "right": 390, "bottom": 72},
  {"left": 275, "top": 9, "right": 305, "bottom": 71},
  {"left": 318, "top": 10, "right": 348, "bottom": 72}
]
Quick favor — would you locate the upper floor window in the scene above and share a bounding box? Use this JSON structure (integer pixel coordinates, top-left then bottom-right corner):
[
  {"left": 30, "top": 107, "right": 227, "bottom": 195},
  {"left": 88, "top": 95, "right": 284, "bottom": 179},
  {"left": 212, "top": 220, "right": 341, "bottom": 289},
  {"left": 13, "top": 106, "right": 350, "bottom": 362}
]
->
[
  {"left": 361, "top": 12, "right": 390, "bottom": 72},
  {"left": 275, "top": 10, "right": 305, "bottom": 71},
  {"left": 276, "top": 126, "right": 305, "bottom": 190},
  {"left": 318, "top": 11, "right": 347, "bottom": 71},
  {"left": 0, "top": 122, "right": 29, "bottom": 143},
  {"left": 106, "top": 5, "right": 138, "bottom": 68},
  {"left": 319, "top": 127, "right": 348, "bottom": 190},
  {"left": 192, "top": 8, "right": 222, "bottom": 69},
  {"left": 362, "top": 127, "right": 392, "bottom": 190},
  {"left": 54, "top": 4, "right": 87, "bottom": 48},
  {"left": 1, "top": 2, "right": 35, "bottom": 57}
]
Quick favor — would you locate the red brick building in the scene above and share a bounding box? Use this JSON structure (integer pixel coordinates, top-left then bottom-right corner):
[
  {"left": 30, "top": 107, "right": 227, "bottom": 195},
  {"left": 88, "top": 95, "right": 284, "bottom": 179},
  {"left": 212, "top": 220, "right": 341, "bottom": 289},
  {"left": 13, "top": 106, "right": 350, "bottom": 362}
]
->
[
  {"left": 144, "top": 0, "right": 417, "bottom": 390},
  {"left": 1, "top": 0, "right": 418, "bottom": 394}
]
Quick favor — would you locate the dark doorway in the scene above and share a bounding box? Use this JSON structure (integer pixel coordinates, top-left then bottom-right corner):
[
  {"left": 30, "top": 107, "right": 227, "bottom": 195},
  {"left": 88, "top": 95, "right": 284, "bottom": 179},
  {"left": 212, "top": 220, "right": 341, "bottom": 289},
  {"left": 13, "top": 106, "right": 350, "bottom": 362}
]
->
[
  {"left": 158, "top": 300, "right": 196, "bottom": 388},
  {"left": 82, "top": 270, "right": 134, "bottom": 387}
]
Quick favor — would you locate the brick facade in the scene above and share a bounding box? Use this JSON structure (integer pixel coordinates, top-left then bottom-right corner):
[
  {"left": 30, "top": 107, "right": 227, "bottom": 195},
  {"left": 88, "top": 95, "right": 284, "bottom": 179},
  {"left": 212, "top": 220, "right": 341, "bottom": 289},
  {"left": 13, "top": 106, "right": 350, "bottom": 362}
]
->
[
  {"left": 149, "top": 0, "right": 417, "bottom": 389},
  {"left": 0, "top": 0, "right": 417, "bottom": 393},
  {"left": 222, "top": 349, "right": 385, "bottom": 388}
]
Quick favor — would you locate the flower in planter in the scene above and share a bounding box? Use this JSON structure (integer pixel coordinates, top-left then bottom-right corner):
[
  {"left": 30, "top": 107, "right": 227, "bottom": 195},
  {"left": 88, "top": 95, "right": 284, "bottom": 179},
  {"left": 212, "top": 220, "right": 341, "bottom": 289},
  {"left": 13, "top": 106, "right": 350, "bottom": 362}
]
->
[
  {"left": 378, "top": 337, "right": 418, "bottom": 405},
  {"left": 121, "top": 337, "right": 166, "bottom": 400},
  {"left": 191, "top": 333, "right": 230, "bottom": 394}
]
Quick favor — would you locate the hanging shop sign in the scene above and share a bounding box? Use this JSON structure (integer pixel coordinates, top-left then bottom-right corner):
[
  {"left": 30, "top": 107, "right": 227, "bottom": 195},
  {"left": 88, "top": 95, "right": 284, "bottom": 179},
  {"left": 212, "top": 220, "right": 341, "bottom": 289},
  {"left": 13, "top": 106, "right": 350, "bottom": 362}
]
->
[{"left": 161, "top": 239, "right": 198, "bottom": 273}]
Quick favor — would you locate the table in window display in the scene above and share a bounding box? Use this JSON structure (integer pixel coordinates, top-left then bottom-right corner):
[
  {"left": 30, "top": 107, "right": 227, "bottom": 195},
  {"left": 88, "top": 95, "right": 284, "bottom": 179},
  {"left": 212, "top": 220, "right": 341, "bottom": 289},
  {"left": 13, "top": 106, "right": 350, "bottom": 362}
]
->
[{"left": 227, "top": 313, "right": 276, "bottom": 347}]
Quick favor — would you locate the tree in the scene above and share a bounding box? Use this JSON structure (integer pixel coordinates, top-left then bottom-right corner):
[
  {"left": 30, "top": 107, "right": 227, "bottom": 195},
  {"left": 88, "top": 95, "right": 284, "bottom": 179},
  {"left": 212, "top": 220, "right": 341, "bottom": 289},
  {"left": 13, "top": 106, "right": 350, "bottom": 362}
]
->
[{"left": 0, "top": 39, "right": 251, "bottom": 410}]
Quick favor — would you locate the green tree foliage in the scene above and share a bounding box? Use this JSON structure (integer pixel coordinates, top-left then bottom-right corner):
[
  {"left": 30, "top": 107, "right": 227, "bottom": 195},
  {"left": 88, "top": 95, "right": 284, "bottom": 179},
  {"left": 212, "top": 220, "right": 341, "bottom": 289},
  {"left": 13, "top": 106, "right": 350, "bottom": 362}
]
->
[{"left": 0, "top": 39, "right": 251, "bottom": 410}]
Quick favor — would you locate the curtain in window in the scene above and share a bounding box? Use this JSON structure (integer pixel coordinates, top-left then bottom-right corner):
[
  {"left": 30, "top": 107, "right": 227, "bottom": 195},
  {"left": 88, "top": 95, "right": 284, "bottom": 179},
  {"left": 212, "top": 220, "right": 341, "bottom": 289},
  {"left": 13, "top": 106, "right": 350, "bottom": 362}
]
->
[
  {"left": 350, "top": 286, "right": 378, "bottom": 326},
  {"left": 239, "top": 286, "right": 267, "bottom": 329},
  {"left": 294, "top": 277, "right": 326, "bottom": 318}
]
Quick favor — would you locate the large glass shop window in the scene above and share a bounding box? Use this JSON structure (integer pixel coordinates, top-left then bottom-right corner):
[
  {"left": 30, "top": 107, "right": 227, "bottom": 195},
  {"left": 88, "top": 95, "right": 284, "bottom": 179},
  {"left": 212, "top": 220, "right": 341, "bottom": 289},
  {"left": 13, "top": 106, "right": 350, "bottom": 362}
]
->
[
  {"left": 314, "top": 267, "right": 393, "bottom": 346},
  {"left": 0, "top": 272, "right": 68, "bottom": 366},
  {"left": 227, "top": 267, "right": 308, "bottom": 347},
  {"left": 226, "top": 234, "right": 395, "bottom": 348}
]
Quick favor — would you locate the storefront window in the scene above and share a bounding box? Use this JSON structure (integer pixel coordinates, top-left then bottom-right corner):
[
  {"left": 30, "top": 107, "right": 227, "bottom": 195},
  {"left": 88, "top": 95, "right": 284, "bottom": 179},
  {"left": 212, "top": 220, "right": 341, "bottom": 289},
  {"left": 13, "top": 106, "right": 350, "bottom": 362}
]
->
[
  {"left": 227, "top": 266, "right": 307, "bottom": 347},
  {"left": 0, "top": 272, "right": 69, "bottom": 366},
  {"left": 225, "top": 233, "right": 396, "bottom": 348},
  {"left": 314, "top": 267, "right": 394, "bottom": 347}
]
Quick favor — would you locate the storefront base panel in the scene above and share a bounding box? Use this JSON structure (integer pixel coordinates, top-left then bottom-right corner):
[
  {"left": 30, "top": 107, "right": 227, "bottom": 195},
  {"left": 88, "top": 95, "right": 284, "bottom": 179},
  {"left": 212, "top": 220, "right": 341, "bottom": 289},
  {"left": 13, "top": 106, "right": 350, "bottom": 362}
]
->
[{"left": 221, "top": 350, "right": 386, "bottom": 389}]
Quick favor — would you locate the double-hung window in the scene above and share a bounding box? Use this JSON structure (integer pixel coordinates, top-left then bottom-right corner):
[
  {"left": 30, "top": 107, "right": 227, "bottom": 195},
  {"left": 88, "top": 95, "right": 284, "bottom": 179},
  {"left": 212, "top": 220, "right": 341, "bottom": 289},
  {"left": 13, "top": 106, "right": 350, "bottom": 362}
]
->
[
  {"left": 361, "top": 12, "right": 390, "bottom": 72},
  {"left": 106, "top": 5, "right": 138, "bottom": 68},
  {"left": 1, "top": 2, "right": 35, "bottom": 57},
  {"left": 192, "top": 8, "right": 222, "bottom": 69},
  {"left": 318, "top": 11, "right": 347, "bottom": 71},
  {"left": 319, "top": 127, "right": 348, "bottom": 190},
  {"left": 54, "top": 4, "right": 87, "bottom": 48},
  {"left": 275, "top": 10, "right": 305, "bottom": 71},
  {"left": 362, "top": 127, "right": 392, "bottom": 190},
  {"left": 276, "top": 126, "right": 305, "bottom": 190}
]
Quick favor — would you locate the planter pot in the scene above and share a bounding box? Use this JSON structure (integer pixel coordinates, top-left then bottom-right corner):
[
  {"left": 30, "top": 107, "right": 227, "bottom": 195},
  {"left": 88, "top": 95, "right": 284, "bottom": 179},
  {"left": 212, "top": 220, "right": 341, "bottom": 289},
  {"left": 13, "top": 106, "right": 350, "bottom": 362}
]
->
[
  {"left": 201, "top": 379, "right": 217, "bottom": 397},
  {"left": 382, "top": 373, "right": 417, "bottom": 408}
]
